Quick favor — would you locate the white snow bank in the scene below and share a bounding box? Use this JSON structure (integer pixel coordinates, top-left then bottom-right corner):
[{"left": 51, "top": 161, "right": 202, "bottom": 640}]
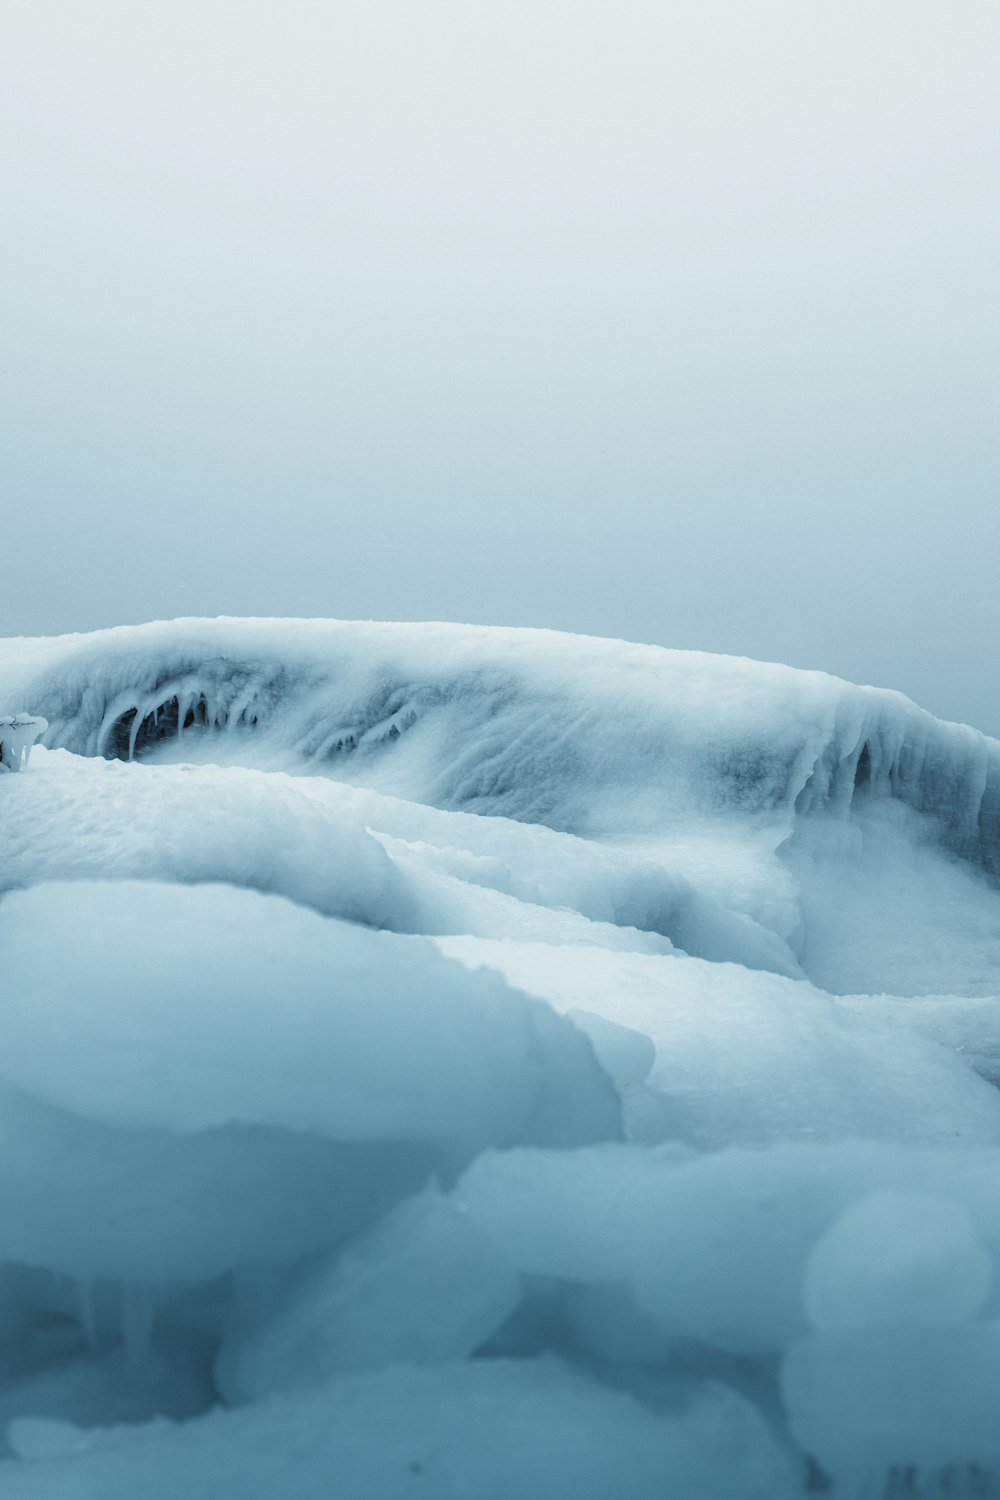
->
[{"left": 3, "top": 616, "right": 999, "bottom": 867}]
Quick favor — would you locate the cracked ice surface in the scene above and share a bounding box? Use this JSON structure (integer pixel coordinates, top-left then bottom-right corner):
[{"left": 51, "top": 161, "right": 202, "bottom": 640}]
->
[{"left": 3, "top": 618, "right": 1000, "bottom": 1497}]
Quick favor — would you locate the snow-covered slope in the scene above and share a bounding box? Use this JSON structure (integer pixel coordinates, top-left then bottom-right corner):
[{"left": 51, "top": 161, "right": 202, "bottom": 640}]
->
[{"left": 2, "top": 618, "right": 1000, "bottom": 1498}]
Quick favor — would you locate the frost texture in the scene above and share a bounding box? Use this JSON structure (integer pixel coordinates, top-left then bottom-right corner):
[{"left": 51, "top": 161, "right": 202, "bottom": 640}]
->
[{"left": 3, "top": 617, "right": 1000, "bottom": 1497}]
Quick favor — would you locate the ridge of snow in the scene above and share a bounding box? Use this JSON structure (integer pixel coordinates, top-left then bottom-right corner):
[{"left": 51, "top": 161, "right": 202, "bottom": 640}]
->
[{"left": 3, "top": 617, "right": 998, "bottom": 870}]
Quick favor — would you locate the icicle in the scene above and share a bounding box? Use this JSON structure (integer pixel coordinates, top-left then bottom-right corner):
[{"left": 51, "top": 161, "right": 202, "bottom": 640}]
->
[
  {"left": 227, "top": 686, "right": 256, "bottom": 728},
  {"left": 127, "top": 705, "right": 143, "bottom": 761}
]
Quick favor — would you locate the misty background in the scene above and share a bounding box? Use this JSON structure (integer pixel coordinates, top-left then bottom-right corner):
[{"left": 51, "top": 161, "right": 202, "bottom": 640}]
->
[{"left": 2, "top": 3, "right": 998, "bottom": 732}]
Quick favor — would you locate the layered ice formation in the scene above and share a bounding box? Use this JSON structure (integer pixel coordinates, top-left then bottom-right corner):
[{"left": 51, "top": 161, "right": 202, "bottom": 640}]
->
[{"left": 3, "top": 617, "right": 1000, "bottom": 1497}]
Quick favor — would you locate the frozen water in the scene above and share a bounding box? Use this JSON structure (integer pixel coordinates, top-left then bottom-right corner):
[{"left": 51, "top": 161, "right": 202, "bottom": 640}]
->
[
  {"left": 216, "top": 1189, "right": 520, "bottom": 1401},
  {"left": 0, "top": 880, "right": 619, "bottom": 1152},
  {"left": 803, "top": 1192, "right": 993, "bottom": 1330},
  {"left": 454, "top": 1141, "right": 1000, "bottom": 1357},
  {"left": 4, "top": 616, "right": 1000, "bottom": 1494},
  {"left": 436, "top": 938, "right": 1000, "bottom": 1146}
]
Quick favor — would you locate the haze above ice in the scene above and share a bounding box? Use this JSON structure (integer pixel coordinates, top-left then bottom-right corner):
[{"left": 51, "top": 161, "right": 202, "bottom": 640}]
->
[{"left": 2, "top": 2, "right": 998, "bottom": 731}]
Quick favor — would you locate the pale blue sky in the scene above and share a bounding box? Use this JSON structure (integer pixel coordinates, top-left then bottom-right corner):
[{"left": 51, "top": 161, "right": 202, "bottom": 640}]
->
[{"left": 3, "top": 3, "right": 999, "bottom": 731}]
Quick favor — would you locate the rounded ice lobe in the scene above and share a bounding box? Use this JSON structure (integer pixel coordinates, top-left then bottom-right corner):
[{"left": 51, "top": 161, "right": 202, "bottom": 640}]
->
[
  {"left": 803, "top": 1191, "right": 993, "bottom": 1331},
  {"left": 0, "top": 880, "right": 621, "bottom": 1159}
]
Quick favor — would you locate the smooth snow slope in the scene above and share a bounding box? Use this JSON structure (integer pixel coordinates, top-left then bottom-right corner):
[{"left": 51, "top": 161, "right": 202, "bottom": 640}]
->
[{"left": 2, "top": 617, "right": 1000, "bottom": 1499}]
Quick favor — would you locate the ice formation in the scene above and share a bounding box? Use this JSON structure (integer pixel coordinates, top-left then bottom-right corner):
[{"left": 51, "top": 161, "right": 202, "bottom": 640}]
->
[
  {"left": 3, "top": 616, "right": 1000, "bottom": 1497},
  {"left": 0, "top": 715, "right": 46, "bottom": 773}
]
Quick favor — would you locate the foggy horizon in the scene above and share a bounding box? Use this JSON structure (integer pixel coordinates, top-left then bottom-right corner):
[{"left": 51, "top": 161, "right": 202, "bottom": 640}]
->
[{"left": 3, "top": 3, "right": 999, "bottom": 734}]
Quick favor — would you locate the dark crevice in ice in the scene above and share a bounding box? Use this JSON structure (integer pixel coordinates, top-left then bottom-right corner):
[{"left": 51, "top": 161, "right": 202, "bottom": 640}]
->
[{"left": 85, "top": 671, "right": 424, "bottom": 767}]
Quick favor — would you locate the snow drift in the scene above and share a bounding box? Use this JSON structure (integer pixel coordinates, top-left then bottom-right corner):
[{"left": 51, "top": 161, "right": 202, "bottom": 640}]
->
[{"left": 2, "top": 617, "right": 1000, "bottom": 1498}]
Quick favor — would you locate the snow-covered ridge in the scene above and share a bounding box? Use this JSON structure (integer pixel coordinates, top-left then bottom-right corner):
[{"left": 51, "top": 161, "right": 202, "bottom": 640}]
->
[{"left": 3, "top": 616, "right": 999, "bottom": 867}]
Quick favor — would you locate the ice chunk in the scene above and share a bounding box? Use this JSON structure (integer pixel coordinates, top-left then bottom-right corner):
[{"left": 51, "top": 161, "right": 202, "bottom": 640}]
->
[
  {"left": 0, "top": 881, "right": 620, "bottom": 1156},
  {"left": 438, "top": 938, "right": 1000, "bottom": 1147},
  {"left": 374, "top": 826, "right": 803, "bottom": 976},
  {"left": 456, "top": 1142, "right": 1000, "bottom": 1358},
  {"left": 217, "top": 1190, "right": 520, "bottom": 1401},
  {"left": 0, "top": 713, "right": 47, "bottom": 771},
  {"left": 0, "top": 881, "right": 620, "bottom": 1300},
  {"left": 0, "top": 1078, "right": 441, "bottom": 1286},
  {"left": 803, "top": 1192, "right": 993, "bottom": 1331}
]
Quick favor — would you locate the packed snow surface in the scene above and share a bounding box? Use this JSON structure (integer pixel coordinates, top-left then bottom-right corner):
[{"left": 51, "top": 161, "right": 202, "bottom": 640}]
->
[{"left": 3, "top": 616, "right": 1000, "bottom": 1497}]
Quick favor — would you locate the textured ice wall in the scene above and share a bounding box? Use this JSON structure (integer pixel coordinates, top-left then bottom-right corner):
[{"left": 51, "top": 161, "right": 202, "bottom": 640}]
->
[{"left": 3, "top": 617, "right": 999, "bottom": 867}]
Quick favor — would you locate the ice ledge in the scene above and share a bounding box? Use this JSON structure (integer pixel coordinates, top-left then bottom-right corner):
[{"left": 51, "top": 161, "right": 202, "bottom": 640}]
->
[{"left": 4, "top": 617, "right": 1000, "bottom": 872}]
